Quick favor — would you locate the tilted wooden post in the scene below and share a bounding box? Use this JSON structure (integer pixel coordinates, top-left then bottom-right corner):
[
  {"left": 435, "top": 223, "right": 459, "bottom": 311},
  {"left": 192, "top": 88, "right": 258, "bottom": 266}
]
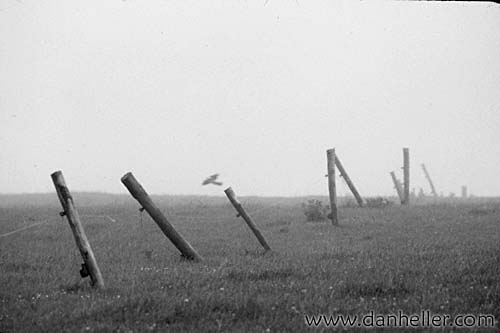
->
[
  {"left": 51, "top": 171, "right": 104, "bottom": 289},
  {"left": 402, "top": 148, "right": 410, "bottom": 205},
  {"left": 224, "top": 187, "right": 271, "bottom": 252},
  {"left": 326, "top": 149, "right": 338, "bottom": 225},
  {"left": 421, "top": 164, "right": 437, "bottom": 197},
  {"left": 121, "top": 172, "right": 202, "bottom": 261},
  {"left": 334, "top": 154, "right": 364, "bottom": 207},
  {"left": 390, "top": 171, "right": 404, "bottom": 204}
]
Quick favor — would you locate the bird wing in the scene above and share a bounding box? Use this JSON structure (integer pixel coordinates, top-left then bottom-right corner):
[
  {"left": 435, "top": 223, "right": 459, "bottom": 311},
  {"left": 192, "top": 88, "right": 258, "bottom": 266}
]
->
[{"left": 202, "top": 173, "right": 220, "bottom": 185}]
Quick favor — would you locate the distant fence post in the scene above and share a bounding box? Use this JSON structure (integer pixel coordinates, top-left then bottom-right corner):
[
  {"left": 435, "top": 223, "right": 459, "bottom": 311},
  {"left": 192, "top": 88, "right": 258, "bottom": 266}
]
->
[
  {"left": 390, "top": 171, "right": 404, "bottom": 204},
  {"left": 403, "top": 148, "right": 410, "bottom": 205},
  {"left": 421, "top": 164, "right": 437, "bottom": 197},
  {"left": 51, "top": 171, "right": 105, "bottom": 289},
  {"left": 461, "top": 186, "right": 468, "bottom": 198},
  {"left": 327, "top": 148, "right": 339, "bottom": 225},
  {"left": 121, "top": 172, "right": 202, "bottom": 261},
  {"left": 224, "top": 187, "right": 271, "bottom": 252},
  {"left": 334, "top": 154, "right": 364, "bottom": 207}
]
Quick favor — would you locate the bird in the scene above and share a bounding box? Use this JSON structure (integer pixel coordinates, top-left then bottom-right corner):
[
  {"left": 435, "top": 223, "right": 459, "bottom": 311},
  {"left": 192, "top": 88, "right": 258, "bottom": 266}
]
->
[{"left": 202, "top": 173, "right": 223, "bottom": 186}]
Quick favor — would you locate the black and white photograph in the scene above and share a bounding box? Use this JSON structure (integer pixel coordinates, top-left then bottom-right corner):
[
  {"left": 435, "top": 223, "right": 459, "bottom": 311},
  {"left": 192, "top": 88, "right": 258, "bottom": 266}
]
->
[{"left": 1, "top": 0, "right": 499, "bottom": 331}]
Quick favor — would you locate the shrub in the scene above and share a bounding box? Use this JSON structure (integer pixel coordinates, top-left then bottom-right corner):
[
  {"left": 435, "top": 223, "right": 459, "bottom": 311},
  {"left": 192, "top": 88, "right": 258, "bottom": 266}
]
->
[
  {"left": 365, "top": 197, "right": 393, "bottom": 208},
  {"left": 301, "top": 199, "right": 329, "bottom": 222}
]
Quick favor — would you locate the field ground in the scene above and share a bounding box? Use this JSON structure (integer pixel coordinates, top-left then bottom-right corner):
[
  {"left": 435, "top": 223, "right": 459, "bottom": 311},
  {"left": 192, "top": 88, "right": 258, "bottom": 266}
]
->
[{"left": 1, "top": 194, "right": 499, "bottom": 332}]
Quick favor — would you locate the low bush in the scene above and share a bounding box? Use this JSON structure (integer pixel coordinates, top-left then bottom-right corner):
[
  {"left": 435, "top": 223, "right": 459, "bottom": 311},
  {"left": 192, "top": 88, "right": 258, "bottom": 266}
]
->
[
  {"left": 365, "top": 197, "right": 394, "bottom": 208},
  {"left": 301, "top": 199, "right": 329, "bottom": 221}
]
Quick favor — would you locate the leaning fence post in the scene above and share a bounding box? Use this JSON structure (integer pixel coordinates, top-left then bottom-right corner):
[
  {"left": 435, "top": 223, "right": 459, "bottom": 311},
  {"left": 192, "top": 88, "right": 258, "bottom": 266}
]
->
[
  {"left": 224, "top": 187, "right": 271, "bottom": 252},
  {"left": 334, "top": 154, "right": 364, "bottom": 207},
  {"left": 327, "top": 148, "right": 339, "bottom": 225},
  {"left": 51, "top": 171, "right": 104, "bottom": 289},
  {"left": 421, "top": 164, "right": 438, "bottom": 197},
  {"left": 121, "top": 172, "right": 202, "bottom": 261},
  {"left": 402, "top": 148, "right": 410, "bottom": 205},
  {"left": 390, "top": 171, "right": 404, "bottom": 204}
]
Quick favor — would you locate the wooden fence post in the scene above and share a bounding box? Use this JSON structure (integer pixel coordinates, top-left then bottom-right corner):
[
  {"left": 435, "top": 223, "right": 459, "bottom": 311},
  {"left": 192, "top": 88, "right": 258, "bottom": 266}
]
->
[
  {"left": 51, "top": 171, "right": 104, "bottom": 289},
  {"left": 390, "top": 171, "right": 404, "bottom": 204},
  {"left": 224, "top": 187, "right": 271, "bottom": 252},
  {"left": 326, "top": 149, "right": 338, "bottom": 225},
  {"left": 461, "top": 186, "right": 468, "bottom": 198},
  {"left": 121, "top": 172, "right": 202, "bottom": 261},
  {"left": 403, "top": 148, "right": 410, "bottom": 205},
  {"left": 334, "top": 154, "right": 364, "bottom": 207},
  {"left": 421, "top": 164, "right": 437, "bottom": 197}
]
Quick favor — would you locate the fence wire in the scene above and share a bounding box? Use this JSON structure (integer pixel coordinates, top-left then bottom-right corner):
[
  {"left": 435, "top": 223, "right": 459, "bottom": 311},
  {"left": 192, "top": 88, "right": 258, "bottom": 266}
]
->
[{"left": 0, "top": 220, "right": 57, "bottom": 238}]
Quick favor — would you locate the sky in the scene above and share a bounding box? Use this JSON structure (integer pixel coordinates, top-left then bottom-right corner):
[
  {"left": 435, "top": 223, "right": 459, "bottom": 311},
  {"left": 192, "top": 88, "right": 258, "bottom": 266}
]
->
[{"left": 1, "top": 0, "right": 499, "bottom": 197}]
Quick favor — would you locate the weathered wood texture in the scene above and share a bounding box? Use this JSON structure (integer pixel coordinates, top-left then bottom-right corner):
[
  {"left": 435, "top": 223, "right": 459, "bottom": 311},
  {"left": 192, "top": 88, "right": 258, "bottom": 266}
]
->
[
  {"left": 390, "top": 171, "right": 404, "bottom": 203},
  {"left": 403, "top": 148, "right": 410, "bottom": 205},
  {"left": 224, "top": 187, "right": 271, "bottom": 251},
  {"left": 334, "top": 155, "right": 364, "bottom": 207},
  {"left": 421, "top": 164, "right": 438, "bottom": 197},
  {"left": 121, "top": 172, "right": 202, "bottom": 261},
  {"left": 51, "top": 171, "right": 104, "bottom": 289},
  {"left": 326, "top": 149, "right": 338, "bottom": 225}
]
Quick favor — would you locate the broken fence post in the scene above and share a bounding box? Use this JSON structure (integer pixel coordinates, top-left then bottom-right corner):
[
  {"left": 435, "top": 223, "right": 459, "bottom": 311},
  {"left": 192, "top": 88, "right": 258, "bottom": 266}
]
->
[
  {"left": 403, "top": 147, "right": 410, "bottom": 205},
  {"left": 390, "top": 171, "right": 404, "bottom": 204},
  {"left": 121, "top": 172, "right": 202, "bottom": 261},
  {"left": 334, "top": 154, "right": 364, "bottom": 207},
  {"left": 224, "top": 187, "right": 271, "bottom": 252},
  {"left": 51, "top": 171, "right": 104, "bottom": 289},
  {"left": 326, "top": 148, "right": 339, "bottom": 225}
]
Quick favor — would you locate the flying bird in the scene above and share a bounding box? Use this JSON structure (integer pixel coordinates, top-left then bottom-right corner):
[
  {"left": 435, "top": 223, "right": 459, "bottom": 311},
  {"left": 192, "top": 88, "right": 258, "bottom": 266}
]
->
[{"left": 202, "top": 173, "right": 223, "bottom": 186}]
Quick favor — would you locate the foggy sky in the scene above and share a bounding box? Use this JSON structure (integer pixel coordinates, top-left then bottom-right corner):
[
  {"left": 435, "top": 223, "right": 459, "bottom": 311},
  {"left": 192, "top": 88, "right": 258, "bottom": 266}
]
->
[{"left": 1, "top": 1, "right": 499, "bottom": 197}]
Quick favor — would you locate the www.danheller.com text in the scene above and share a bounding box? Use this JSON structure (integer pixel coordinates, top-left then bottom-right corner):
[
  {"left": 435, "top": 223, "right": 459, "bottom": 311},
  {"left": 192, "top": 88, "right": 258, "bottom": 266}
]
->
[{"left": 304, "top": 310, "right": 497, "bottom": 328}]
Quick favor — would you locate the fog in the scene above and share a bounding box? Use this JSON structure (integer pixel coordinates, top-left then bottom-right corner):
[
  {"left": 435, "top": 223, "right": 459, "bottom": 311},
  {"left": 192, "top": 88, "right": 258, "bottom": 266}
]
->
[{"left": 1, "top": 1, "right": 499, "bottom": 196}]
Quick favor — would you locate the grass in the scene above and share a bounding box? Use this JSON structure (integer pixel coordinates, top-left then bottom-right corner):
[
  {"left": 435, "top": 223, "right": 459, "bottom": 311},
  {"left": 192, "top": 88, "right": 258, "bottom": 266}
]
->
[{"left": 0, "top": 195, "right": 499, "bottom": 331}]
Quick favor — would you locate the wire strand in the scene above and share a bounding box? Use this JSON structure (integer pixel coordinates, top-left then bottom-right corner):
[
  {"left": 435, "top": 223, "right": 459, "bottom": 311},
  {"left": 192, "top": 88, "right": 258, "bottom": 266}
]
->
[{"left": 0, "top": 220, "right": 55, "bottom": 238}]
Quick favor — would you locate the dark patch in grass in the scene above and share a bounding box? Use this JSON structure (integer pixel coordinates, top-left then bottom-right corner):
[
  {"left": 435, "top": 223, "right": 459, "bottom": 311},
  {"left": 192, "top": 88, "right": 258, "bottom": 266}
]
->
[
  {"left": 73, "top": 297, "right": 162, "bottom": 327},
  {"left": 160, "top": 298, "right": 263, "bottom": 325},
  {"left": 1, "top": 262, "right": 36, "bottom": 273},
  {"left": 362, "top": 235, "right": 373, "bottom": 240},
  {"left": 42, "top": 234, "right": 60, "bottom": 242},
  {"left": 83, "top": 223, "right": 106, "bottom": 233},
  {"left": 319, "top": 252, "right": 348, "bottom": 261},
  {"left": 343, "top": 281, "right": 411, "bottom": 298},
  {"left": 468, "top": 207, "right": 497, "bottom": 217},
  {"left": 226, "top": 268, "right": 296, "bottom": 282},
  {"left": 273, "top": 218, "right": 291, "bottom": 226},
  {"left": 241, "top": 248, "right": 270, "bottom": 258},
  {"left": 143, "top": 250, "right": 153, "bottom": 260},
  {"left": 279, "top": 227, "right": 289, "bottom": 233},
  {"left": 61, "top": 281, "right": 92, "bottom": 294},
  {"left": 442, "top": 261, "right": 500, "bottom": 288},
  {"left": 306, "top": 219, "right": 328, "bottom": 224}
]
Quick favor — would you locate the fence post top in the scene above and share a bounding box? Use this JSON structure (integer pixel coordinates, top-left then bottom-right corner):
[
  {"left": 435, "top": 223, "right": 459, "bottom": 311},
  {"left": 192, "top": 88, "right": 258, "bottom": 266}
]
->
[
  {"left": 51, "top": 170, "right": 63, "bottom": 178},
  {"left": 121, "top": 172, "right": 134, "bottom": 182}
]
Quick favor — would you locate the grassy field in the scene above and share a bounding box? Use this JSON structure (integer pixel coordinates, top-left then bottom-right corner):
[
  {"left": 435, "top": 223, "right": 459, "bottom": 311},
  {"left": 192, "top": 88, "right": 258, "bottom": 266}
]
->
[{"left": 0, "top": 194, "right": 499, "bottom": 332}]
